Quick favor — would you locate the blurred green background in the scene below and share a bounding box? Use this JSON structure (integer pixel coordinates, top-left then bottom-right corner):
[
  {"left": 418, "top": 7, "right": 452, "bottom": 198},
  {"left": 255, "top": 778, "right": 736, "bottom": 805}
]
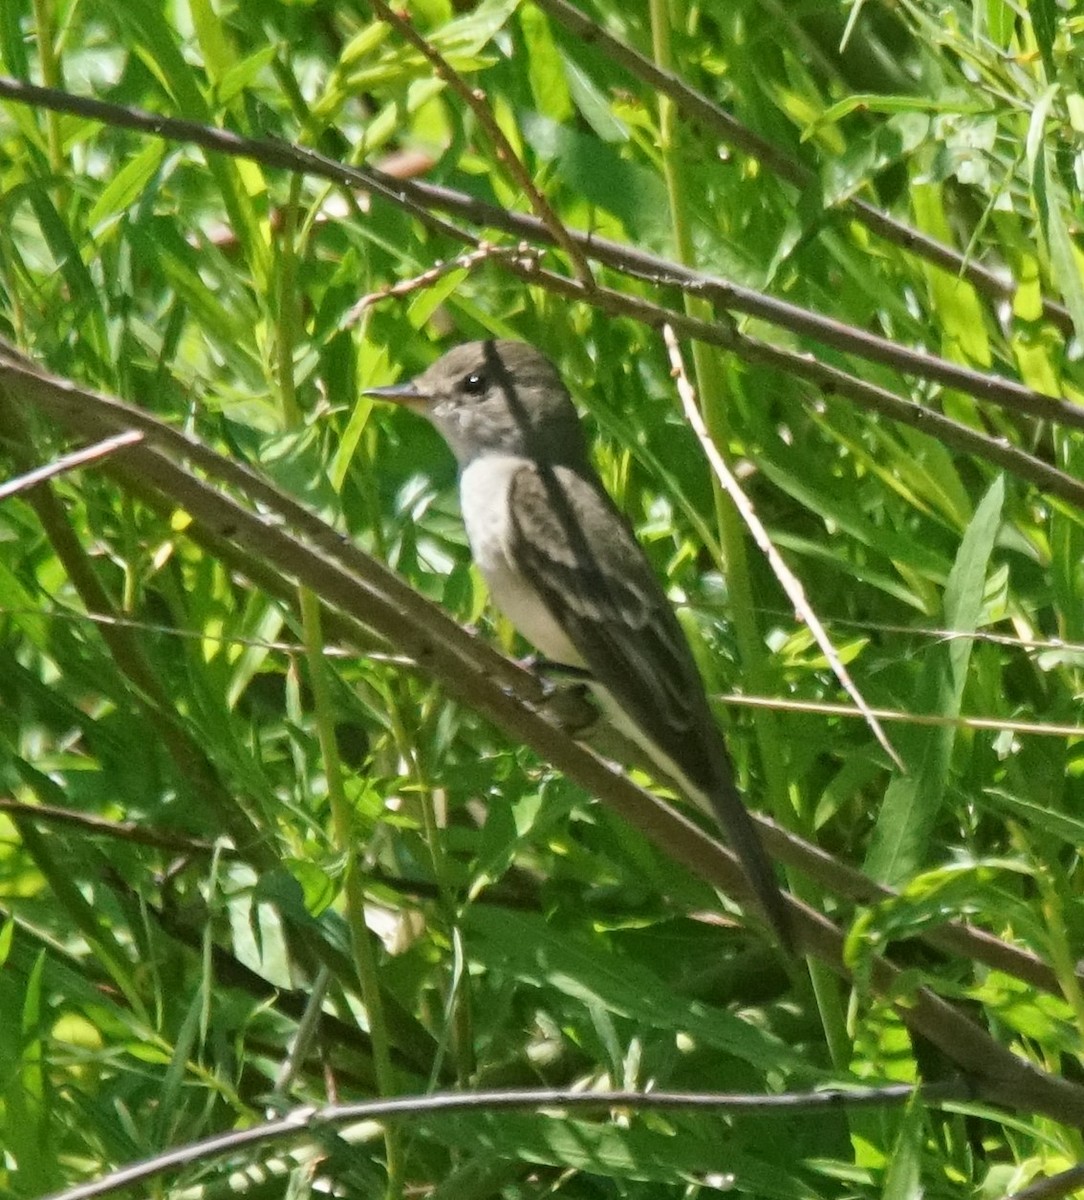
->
[{"left": 2, "top": 0, "right": 1084, "bottom": 1195}]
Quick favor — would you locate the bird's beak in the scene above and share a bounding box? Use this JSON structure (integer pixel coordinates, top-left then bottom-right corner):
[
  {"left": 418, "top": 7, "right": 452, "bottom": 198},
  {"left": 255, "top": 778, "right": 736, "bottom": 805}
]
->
[{"left": 364, "top": 379, "right": 426, "bottom": 408}]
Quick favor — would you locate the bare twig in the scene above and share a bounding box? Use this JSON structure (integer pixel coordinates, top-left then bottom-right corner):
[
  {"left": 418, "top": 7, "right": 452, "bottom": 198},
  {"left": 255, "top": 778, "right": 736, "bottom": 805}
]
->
[
  {"left": 0, "top": 798, "right": 230, "bottom": 855},
  {"left": 724, "top": 694, "right": 1084, "bottom": 741},
  {"left": 531, "top": 0, "right": 1072, "bottom": 335},
  {"left": 41, "top": 1083, "right": 968, "bottom": 1200},
  {"left": 1005, "top": 1165, "right": 1084, "bottom": 1200},
  {"left": 663, "top": 325, "right": 903, "bottom": 771},
  {"left": 345, "top": 242, "right": 540, "bottom": 326},
  {"left": 0, "top": 429, "right": 142, "bottom": 500},
  {"left": 366, "top": 0, "right": 594, "bottom": 287},
  {"left": 0, "top": 78, "right": 1078, "bottom": 436}
]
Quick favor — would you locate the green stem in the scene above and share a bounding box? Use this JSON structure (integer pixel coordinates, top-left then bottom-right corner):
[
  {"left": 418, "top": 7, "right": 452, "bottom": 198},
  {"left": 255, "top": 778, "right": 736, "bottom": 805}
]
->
[
  {"left": 1036, "top": 855, "right": 1084, "bottom": 1047},
  {"left": 31, "top": 0, "right": 64, "bottom": 180},
  {"left": 277, "top": 182, "right": 403, "bottom": 1196},
  {"left": 648, "top": 0, "right": 848, "bottom": 1067},
  {"left": 376, "top": 665, "right": 476, "bottom": 1086}
]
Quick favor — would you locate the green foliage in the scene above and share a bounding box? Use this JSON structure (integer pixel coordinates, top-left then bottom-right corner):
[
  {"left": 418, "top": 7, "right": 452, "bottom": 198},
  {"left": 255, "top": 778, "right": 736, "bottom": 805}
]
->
[{"left": 1, "top": 0, "right": 1084, "bottom": 1196}]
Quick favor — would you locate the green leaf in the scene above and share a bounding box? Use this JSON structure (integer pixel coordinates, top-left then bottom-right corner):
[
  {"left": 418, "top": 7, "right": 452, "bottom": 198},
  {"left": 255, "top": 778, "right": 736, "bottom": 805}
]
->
[
  {"left": 911, "top": 181, "right": 990, "bottom": 366},
  {"left": 258, "top": 425, "right": 341, "bottom": 525},
  {"left": 881, "top": 1092, "right": 925, "bottom": 1200},
  {"left": 522, "top": 114, "right": 669, "bottom": 245},
  {"left": 563, "top": 53, "right": 628, "bottom": 142},
  {"left": 983, "top": 788, "right": 1084, "bottom": 845},
  {"left": 984, "top": 0, "right": 1015, "bottom": 49},
  {"left": 464, "top": 906, "right": 804, "bottom": 1072},
  {"left": 865, "top": 476, "right": 1004, "bottom": 884},
  {"left": 87, "top": 141, "right": 166, "bottom": 229},
  {"left": 1041, "top": 158, "right": 1084, "bottom": 344},
  {"left": 1027, "top": 0, "right": 1057, "bottom": 77},
  {"left": 519, "top": 6, "right": 573, "bottom": 123}
]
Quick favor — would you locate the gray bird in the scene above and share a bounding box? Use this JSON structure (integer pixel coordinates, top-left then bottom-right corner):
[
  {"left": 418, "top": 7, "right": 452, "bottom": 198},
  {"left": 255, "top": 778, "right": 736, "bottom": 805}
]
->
[{"left": 368, "top": 339, "right": 791, "bottom": 948}]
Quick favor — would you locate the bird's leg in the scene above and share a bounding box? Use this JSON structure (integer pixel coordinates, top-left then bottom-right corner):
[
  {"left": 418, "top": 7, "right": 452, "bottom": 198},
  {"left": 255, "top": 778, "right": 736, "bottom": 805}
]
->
[
  {"left": 520, "top": 654, "right": 593, "bottom": 683},
  {"left": 520, "top": 656, "right": 600, "bottom": 737},
  {"left": 525, "top": 657, "right": 688, "bottom": 791},
  {"left": 522, "top": 660, "right": 658, "bottom": 774}
]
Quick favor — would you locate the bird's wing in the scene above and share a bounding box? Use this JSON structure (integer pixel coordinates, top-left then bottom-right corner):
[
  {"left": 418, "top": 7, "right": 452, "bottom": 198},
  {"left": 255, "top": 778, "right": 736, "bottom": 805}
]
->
[
  {"left": 505, "top": 461, "right": 723, "bottom": 793},
  {"left": 507, "top": 461, "right": 793, "bottom": 949}
]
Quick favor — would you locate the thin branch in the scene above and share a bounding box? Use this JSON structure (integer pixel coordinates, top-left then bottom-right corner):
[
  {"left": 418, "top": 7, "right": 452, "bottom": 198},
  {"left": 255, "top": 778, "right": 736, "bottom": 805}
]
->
[
  {"left": 726, "top": 693, "right": 1084, "bottom": 741},
  {"left": 365, "top": 0, "right": 594, "bottom": 287},
  {"left": 756, "top": 609, "right": 1084, "bottom": 656},
  {"left": 1005, "top": 1165, "right": 1084, "bottom": 1200},
  {"left": 344, "top": 242, "right": 540, "bottom": 326},
  {"left": 0, "top": 78, "right": 1078, "bottom": 436},
  {"left": 531, "top": 0, "right": 1072, "bottom": 334},
  {"left": 40, "top": 1082, "right": 969, "bottom": 1200},
  {"left": 0, "top": 429, "right": 143, "bottom": 500},
  {"left": 0, "top": 798, "right": 229, "bottom": 854},
  {"left": 663, "top": 324, "right": 903, "bottom": 771}
]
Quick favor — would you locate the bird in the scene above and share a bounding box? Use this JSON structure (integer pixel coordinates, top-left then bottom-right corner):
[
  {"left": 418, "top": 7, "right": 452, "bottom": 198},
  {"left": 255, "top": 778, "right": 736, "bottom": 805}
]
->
[{"left": 366, "top": 339, "right": 792, "bottom": 948}]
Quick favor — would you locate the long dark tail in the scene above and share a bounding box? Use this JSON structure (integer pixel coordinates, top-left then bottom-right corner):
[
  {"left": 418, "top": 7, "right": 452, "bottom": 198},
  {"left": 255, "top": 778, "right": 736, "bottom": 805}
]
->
[{"left": 701, "top": 774, "right": 794, "bottom": 952}]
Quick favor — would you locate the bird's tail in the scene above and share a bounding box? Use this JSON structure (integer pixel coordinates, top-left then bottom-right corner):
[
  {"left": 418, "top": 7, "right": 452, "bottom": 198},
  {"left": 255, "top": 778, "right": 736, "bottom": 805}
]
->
[{"left": 699, "top": 777, "right": 794, "bottom": 953}]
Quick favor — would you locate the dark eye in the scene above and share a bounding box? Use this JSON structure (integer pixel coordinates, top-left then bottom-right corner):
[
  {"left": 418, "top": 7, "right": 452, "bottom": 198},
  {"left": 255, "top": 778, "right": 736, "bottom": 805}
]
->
[{"left": 461, "top": 370, "right": 486, "bottom": 395}]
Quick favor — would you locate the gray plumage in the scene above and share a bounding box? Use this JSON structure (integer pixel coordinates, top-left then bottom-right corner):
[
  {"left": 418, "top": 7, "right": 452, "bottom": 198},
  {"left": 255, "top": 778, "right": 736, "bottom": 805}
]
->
[{"left": 368, "top": 339, "right": 791, "bottom": 948}]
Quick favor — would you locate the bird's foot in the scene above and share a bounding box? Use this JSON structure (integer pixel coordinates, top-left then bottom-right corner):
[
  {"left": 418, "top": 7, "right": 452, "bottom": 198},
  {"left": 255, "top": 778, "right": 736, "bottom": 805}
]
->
[
  {"left": 520, "top": 654, "right": 594, "bottom": 684},
  {"left": 531, "top": 677, "right": 600, "bottom": 738}
]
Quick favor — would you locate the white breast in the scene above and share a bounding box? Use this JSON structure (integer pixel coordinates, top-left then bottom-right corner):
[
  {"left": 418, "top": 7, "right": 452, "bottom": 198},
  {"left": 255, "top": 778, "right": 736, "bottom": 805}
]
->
[
  {"left": 461, "top": 458, "right": 712, "bottom": 818},
  {"left": 459, "top": 456, "right": 583, "bottom": 666}
]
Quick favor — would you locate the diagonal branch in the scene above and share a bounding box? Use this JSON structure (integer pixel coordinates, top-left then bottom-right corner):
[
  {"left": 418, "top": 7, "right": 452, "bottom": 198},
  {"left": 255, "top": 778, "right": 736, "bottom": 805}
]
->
[
  {"left": 6, "top": 346, "right": 1084, "bottom": 1125},
  {"left": 0, "top": 77, "right": 1078, "bottom": 436},
  {"left": 365, "top": 0, "right": 594, "bottom": 287},
  {"left": 663, "top": 325, "right": 903, "bottom": 770},
  {"left": 41, "top": 1083, "right": 970, "bottom": 1200},
  {"left": 531, "top": 0, "right": 1072, "bottom": 334}
]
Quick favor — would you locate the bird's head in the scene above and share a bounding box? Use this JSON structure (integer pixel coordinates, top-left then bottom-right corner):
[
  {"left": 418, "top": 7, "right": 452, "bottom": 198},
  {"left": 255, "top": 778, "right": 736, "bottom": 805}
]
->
[{"left": 366, "top": 339, "right": 589, "bottom": 469}]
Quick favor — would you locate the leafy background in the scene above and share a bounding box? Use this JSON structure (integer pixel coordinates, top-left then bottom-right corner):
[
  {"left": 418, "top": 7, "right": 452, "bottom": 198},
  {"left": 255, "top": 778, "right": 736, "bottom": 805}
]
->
[{"left": 2, "top": 0, "right": 1084, "bottom": 1195}]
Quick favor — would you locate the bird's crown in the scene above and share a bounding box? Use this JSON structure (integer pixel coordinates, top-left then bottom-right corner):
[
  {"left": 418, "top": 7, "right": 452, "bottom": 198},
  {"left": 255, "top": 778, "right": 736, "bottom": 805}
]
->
[{"left": 407, "top": 339, "right": 589, "bottom": 468}]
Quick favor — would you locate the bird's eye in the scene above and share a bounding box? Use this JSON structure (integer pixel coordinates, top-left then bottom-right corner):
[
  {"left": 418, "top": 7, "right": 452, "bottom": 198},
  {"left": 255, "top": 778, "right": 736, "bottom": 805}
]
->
[{"left": 461, "top": 371, "right": 486, "bottom": 395}]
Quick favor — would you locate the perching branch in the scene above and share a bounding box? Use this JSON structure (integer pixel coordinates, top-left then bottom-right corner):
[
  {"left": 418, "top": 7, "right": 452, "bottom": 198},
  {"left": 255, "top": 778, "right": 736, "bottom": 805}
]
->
[{"left": 5, "top": 346, "right": 1084, "bottom": 1126}]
